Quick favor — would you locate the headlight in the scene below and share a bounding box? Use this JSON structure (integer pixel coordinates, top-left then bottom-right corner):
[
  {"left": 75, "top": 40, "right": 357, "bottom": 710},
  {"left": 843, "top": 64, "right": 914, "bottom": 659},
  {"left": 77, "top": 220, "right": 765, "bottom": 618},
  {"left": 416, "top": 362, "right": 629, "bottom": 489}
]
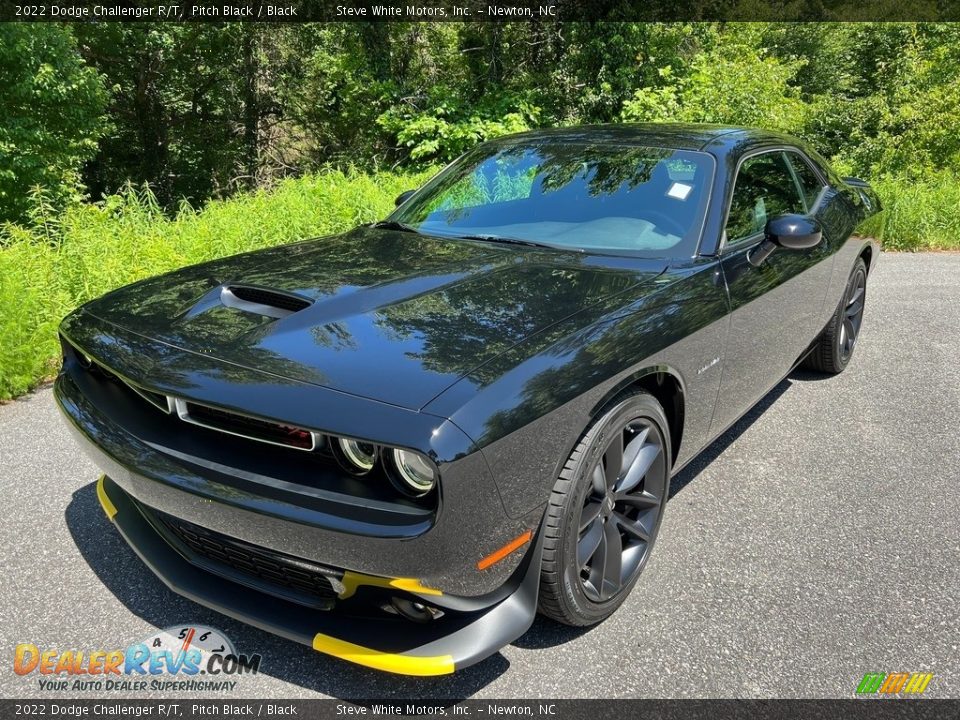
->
[
  {"left": 390, "top": 449, "right": 437, "bottom": 497},
  {"left": 335, "top": 438, "right": 378, "bottom": 474}
]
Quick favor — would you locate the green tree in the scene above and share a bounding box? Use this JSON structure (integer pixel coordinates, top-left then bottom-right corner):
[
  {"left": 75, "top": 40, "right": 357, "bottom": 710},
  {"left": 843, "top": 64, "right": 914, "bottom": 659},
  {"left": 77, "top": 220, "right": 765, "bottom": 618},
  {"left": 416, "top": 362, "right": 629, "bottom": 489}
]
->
[
  {"left": 74, "top": 24, "right": 287, "bottom": 207},
  {"left": 0, "top": 25, "right": 108, "bottom": 225},
  {"left": 274, "top": 24, "right": 394, "bottom": 167},
  {"left": 621, "top": 24, "right": 807, "bottom": 133},
  {"left": 840, "top": 24, "right": 960, "bottom": 178}
]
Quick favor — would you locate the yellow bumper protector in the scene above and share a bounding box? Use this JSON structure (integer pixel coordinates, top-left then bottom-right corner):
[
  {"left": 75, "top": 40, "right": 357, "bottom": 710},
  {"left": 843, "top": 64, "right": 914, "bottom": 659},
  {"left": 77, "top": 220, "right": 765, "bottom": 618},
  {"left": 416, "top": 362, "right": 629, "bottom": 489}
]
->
[
  {"left": 338, "top": 571, "right": 442, "bottom": 600},
  {"left": 96, "top": 475, "right": 117, "bottom": 520},
  {"left": 312, "top": 633, "right": 454, "bottom": 676}
]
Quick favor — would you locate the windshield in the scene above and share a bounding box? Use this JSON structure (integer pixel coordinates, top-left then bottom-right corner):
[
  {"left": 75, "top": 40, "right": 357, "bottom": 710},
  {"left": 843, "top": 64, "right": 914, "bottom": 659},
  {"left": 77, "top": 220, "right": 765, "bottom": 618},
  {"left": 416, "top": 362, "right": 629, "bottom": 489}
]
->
[{"left": 390, "top": 140, "right": 714, "bottom": 257}]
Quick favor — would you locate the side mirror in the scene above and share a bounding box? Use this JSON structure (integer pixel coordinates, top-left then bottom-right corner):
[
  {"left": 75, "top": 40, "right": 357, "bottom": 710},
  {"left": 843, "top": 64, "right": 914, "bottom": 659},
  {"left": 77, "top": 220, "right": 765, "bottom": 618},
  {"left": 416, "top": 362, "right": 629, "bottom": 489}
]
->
[
  {"left": 767, "top": 214, "right": 822, "bottom": 249},
  {"left": 394, "top": 189, "right": 416, "bottom": 207},
  {"left": 749, "top": 214, "right": 822, "bottom": 266}
]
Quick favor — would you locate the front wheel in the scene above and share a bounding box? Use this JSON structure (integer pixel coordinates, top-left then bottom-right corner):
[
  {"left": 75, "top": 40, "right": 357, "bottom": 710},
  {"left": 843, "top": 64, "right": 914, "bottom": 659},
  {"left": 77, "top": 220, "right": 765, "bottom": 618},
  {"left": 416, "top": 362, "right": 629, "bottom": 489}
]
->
[
  {"left": 538, "top": 392, "right": 670, "bottom": 626},
  {"left": 803, "top": 257, "right": 868, "bottom": 374}
]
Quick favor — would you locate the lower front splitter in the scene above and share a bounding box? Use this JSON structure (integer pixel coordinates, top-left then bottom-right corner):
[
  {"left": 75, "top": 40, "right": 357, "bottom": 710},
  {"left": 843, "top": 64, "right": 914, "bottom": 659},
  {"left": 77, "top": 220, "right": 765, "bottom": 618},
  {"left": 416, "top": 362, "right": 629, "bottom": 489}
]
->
[{"left": 95, "top": 475, "right": 542, "bottom": 675}]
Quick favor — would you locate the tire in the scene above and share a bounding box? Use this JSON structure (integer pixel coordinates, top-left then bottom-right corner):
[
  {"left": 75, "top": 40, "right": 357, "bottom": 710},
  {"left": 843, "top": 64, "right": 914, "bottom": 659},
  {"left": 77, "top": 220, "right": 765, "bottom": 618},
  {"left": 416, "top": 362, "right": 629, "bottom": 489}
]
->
[
  {"left": 538, "top": 391, "right": 671, "bottom": 626},
  {"left": 803, "top": 257, "right": 868, "bottom": 375}
]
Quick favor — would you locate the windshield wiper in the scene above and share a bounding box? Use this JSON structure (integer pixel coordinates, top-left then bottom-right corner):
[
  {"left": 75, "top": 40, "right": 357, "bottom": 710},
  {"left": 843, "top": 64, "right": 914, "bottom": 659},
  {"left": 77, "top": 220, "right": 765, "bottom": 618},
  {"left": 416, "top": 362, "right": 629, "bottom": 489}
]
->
[
  {"left": 455, "top": 234, "right": 564, "bottom": 251},
  {"left": 372, "top": 220, "right": 421, "bottom": 234}
]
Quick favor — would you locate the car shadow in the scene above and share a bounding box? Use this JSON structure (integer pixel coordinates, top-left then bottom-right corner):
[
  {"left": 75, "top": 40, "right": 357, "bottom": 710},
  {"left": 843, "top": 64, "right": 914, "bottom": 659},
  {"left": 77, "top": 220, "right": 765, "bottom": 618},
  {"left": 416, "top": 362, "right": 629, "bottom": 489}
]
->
[
  {"left": 509, "top": 614, "right": 595, "bottom": 650},
  {"left": 787, "top": 368, "right": 837, "bottom": 383},
  {"left": 65, "top": 484, "right": 508, "bottom": 699},
  {"left": 667, "top": 376, "right": 793, "bottom": 499}
]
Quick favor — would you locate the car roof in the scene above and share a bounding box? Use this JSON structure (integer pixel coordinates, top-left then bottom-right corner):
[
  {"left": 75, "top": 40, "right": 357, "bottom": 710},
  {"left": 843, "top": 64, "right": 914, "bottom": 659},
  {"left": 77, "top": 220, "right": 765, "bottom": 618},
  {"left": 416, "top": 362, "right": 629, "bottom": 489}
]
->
[{"left": 497, "top": 123, "right": 799, "bottom": 155}]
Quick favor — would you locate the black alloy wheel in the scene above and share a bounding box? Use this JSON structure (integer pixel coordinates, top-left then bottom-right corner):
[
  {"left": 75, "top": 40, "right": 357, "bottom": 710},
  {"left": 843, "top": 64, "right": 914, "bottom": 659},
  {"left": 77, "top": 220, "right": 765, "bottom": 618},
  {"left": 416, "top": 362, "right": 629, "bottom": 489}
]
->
[
  {"left": 803, "top": 257, "right": 868, "bottom": 374},
  {"left": 839, "top": 264, "right": 867, "bottom": 362},
  {"left": 538, "top": 392, "right": 670, "bottom": 626},
  {"left": 576, "top": 417, "right": 666, "bottom": 602}
]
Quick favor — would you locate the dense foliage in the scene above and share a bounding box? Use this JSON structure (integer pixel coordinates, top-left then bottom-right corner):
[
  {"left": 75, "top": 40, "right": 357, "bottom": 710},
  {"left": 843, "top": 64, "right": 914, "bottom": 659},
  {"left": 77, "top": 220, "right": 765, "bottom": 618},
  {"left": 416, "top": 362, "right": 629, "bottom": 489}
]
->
[
  {"left": 2, "top": 22, "right": 960, "bottom": 400},
  {"left": 0, "top": 25, "right": 108, "bottom": 224},
  {"left": 7, "top": 22, "right": 960, "bottom": 215}
]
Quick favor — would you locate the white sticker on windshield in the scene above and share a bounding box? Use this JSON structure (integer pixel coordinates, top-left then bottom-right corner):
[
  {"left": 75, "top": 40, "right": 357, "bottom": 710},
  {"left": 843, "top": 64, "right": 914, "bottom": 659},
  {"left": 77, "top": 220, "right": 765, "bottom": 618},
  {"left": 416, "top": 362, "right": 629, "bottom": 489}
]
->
[{"left": 667, "top": 182, "right": 692, "bottom": 200}]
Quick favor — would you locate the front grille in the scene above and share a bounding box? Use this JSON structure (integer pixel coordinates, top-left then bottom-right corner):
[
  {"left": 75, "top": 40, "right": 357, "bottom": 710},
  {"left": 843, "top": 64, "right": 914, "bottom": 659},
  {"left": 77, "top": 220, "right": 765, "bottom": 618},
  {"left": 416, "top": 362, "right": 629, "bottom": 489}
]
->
[
  {"left": 77, "top": 359, "right": 321, "bottom": 453},
  {"left": 175, "top": 400, "right": 321, "bottom": 451},
  {"left": 154, "top": 510, "right": 342, "bottom": 608},
  {"left": 67, "top": 336, "right": 324, "bottom": 452}
]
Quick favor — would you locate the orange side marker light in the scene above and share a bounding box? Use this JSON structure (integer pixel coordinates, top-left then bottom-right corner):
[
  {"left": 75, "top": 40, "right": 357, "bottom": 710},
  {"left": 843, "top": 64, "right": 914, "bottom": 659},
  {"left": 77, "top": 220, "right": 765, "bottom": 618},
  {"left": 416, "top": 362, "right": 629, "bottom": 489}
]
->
[{"left": 477, "top": 529, "right": 533, "bottom": 571}]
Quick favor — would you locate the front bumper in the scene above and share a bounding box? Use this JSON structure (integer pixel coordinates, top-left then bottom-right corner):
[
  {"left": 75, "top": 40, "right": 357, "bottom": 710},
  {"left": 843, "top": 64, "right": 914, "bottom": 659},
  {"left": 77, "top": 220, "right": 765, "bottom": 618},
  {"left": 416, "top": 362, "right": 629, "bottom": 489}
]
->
[
  {"left": 56, "top": 310, "right": 543, "bottom": 596},
  {"left": 54, "top": 311, "right": 549, "bottom": 674},
  {"left": 96, "top": 475, "right": 542, "bottom": 675}
]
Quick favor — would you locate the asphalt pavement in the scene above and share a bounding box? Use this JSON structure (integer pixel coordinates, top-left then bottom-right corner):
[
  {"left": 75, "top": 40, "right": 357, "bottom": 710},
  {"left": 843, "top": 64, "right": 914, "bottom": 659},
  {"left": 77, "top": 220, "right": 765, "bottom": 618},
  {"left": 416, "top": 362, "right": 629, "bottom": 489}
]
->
[{"left": 1, "top": 251, "right": 958, "bottom": 699}]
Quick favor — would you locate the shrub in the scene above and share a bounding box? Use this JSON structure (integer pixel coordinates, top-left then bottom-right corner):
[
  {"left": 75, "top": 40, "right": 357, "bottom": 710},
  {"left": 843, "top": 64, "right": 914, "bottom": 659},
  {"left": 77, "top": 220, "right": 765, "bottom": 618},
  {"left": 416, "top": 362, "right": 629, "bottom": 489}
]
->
[
  {"left": 860, "top": 174, "right": 960, "bottom": 251},
  {"left": 378, "top": 96, "right": 540, "bottom": 164}
]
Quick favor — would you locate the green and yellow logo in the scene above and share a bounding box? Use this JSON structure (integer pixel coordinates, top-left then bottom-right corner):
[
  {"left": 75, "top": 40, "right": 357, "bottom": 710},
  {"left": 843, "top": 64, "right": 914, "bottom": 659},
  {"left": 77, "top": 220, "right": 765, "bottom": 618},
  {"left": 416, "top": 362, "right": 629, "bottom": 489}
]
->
[{"left": 856, "top": 672, "right": 934, "bottom": 695}]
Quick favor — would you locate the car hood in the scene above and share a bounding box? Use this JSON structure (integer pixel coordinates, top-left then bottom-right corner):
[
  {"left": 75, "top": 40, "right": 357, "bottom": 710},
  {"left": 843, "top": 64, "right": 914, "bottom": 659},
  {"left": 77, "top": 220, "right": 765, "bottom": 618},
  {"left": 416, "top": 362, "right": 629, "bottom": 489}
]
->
[{"left": 82, "top": 227, "right": 666, "bottom": 409}]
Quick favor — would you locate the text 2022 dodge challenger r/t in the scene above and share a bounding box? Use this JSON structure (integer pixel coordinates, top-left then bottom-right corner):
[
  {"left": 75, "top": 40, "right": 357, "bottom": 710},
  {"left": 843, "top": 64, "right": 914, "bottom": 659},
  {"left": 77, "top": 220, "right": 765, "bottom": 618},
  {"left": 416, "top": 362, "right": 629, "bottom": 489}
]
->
[{"left": 56, "top": 124, "right": 879, "bottom": 675}]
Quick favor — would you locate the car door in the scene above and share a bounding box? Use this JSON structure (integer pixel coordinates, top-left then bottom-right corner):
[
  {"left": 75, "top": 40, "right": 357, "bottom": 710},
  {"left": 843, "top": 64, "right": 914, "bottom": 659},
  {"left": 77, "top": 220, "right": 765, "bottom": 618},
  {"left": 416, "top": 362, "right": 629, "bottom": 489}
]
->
[{"left": 710, "top": 149, "right": 834, "bottom": 436}]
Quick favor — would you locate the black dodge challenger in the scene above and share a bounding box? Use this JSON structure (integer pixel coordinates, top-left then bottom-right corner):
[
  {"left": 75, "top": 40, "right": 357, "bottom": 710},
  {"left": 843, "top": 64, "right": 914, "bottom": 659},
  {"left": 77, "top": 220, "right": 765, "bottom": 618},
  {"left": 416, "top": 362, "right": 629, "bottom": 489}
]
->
[{"left": 57, "top": 124, "right": 879, "bottom": 675}]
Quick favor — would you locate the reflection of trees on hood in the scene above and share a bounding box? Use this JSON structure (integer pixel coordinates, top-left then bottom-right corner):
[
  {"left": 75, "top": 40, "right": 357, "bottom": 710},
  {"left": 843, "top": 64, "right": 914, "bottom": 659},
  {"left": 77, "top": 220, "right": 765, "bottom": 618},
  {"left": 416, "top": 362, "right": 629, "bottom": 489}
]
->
[
  {"left": 373, "top": 258, "right": 609, "bottom": 385},
  {"left": 67, "top": 310, "right": 321, "bottom": 390},
  {"left": 78, "top": 222, "right": 659, "bottom": 399}
]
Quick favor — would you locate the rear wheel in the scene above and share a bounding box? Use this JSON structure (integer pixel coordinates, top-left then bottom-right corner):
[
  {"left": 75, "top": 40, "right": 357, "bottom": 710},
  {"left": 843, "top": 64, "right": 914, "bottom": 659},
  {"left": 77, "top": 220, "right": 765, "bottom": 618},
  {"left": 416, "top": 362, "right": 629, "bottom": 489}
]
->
[
  {"left": 803, "top": 257, "right": 868, "bottom": 374},
  {"left": 538, "top": 392, "right": 670, "bottom": 626}
]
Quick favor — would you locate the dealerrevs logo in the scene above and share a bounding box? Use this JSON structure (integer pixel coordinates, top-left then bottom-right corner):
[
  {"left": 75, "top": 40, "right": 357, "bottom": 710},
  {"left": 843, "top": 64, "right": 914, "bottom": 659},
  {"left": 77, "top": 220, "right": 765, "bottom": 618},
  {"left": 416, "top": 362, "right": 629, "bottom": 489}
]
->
[
  {"left": 14, "top": 625, "right": 261, "bottom": 692},
  {"left": 856, "top": 672, "right": 934, "bottom": 696}
]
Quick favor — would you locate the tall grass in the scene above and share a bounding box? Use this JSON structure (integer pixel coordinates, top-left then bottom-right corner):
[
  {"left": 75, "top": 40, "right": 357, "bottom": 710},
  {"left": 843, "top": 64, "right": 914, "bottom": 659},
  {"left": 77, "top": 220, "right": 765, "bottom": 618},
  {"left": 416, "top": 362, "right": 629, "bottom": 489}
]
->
[
  {"left": 860, "top": 175, "right": 960, "bottom": 250},
  {"left": 1, "top": 168, "right": 957, "bottom": 402},
  {"left": 0, "top": 169, "right": 432, "bottom": 401}
]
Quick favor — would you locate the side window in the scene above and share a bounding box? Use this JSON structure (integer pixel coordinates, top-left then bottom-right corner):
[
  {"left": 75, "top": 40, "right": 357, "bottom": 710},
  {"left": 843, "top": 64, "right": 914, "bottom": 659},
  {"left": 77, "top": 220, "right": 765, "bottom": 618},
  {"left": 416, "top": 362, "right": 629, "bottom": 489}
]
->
[
  {"left": 786, "top": 152, "right": 825, "bottom": 211},
  {"left": 725, "top": 152, "right": 806, "bottom": 243}
]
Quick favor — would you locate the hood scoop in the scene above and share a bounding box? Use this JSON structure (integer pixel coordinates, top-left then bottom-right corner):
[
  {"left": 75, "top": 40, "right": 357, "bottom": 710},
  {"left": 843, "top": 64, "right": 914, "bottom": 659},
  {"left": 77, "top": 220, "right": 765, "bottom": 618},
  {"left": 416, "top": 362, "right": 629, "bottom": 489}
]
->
[{"left": 220, "top": 285, "right": 312, "bottom": 319}]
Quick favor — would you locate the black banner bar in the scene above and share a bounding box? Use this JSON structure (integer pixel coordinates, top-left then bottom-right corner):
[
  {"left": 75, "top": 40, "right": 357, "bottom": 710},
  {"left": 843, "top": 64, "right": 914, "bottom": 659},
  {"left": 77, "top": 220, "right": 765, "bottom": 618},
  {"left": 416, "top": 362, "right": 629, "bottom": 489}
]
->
[
  {"left": 3, "top": 0, "right": 960, "bottom": 22},
  {"left": 1, "top": 700, "right": 957, "bottom": 720}
]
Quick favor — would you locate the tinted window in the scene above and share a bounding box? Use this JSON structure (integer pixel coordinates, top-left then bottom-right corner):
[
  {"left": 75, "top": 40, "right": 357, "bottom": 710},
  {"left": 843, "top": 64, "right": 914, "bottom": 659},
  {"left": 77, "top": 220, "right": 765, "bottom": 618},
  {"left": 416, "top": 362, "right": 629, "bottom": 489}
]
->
[
  {"left": 726, "top": 152, "right": 805, "bottom": 243},
  {"left": 787, "top": 152, "right": 825, "bottom": 210},
  {"left": 392, "top": 142, "right": 714, "bottom": 257}
]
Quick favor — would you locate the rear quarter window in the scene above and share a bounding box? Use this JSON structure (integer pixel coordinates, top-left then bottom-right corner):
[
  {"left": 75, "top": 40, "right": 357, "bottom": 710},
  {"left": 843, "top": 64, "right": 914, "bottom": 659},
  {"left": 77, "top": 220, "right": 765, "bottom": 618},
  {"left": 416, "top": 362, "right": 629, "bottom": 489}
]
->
[{"left": 786, "top": 152, "right": 826, "bottom": 211}]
